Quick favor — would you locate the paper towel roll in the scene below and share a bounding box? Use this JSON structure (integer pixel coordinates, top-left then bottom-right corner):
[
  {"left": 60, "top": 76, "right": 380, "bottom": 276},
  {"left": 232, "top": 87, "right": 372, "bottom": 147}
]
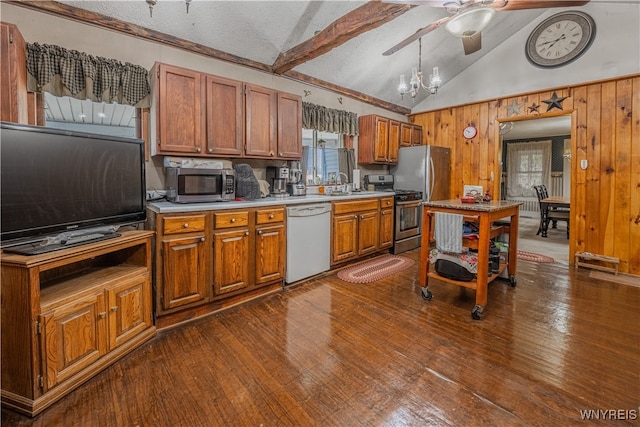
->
[{"left": 352, "top": 169, "right": 361, "bottom": 190}]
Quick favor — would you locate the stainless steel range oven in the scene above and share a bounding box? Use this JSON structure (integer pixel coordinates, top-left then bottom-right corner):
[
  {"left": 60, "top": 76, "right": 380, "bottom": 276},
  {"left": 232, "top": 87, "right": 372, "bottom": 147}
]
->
[{"left": 392, "top": 190, "right": 423, "bottom": 254}]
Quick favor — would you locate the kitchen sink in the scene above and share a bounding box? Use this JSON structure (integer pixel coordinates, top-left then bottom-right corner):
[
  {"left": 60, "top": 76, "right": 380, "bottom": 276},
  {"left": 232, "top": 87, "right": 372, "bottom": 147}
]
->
[{"left": 328, "top": 192, "right": 351, "bottom": 196}]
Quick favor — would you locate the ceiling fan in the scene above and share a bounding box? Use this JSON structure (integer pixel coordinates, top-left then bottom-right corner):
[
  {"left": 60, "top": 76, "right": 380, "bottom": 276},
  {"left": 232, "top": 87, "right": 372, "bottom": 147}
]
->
[{"left": 383, "top": 0, "right": 590, "bottom": 56}]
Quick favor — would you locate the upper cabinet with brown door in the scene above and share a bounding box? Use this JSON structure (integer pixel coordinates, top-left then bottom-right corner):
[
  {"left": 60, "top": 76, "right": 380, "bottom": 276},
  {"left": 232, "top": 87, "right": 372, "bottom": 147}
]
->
[
  {"left": 151, "top": 62, "right": 300, "bottom": 159},
  {"left": 1, "top": 22, "right": 28, "bottom": 124},
  {"left": 153, "top": 63, "right": 207, "bottom": 156},
  {"left": 244, "top": 83, "right": 302, "bottom": 159},
  {"left": 358, "top": 114, "right": 401, "bottom": 165},
  {"left": 400, "top": 123, "right": 423, "bottom": 147}
]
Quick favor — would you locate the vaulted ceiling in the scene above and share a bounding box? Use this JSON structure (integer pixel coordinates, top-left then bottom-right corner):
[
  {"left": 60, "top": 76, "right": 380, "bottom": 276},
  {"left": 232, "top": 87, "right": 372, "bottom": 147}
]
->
[{"left": 11, "top": 0, "right": 623, "bottom": 116}]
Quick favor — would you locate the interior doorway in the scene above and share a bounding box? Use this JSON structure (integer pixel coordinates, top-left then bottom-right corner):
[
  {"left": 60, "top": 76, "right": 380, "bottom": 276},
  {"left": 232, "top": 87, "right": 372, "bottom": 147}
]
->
[{"left": 498, "top": 115, "right": 571, "bottom": 263}]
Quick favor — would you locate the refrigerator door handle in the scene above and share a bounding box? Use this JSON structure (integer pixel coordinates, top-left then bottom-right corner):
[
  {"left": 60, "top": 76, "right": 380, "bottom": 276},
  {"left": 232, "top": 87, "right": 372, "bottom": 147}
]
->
[{"left": 429, "top": 156, "right": 435, "bottom": 201}]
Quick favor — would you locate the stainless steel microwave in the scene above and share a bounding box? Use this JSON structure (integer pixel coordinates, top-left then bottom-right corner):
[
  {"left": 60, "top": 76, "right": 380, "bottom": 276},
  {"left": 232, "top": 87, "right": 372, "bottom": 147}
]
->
[{"left": 165, "top": 167, "right": 235, "bottom": 203}]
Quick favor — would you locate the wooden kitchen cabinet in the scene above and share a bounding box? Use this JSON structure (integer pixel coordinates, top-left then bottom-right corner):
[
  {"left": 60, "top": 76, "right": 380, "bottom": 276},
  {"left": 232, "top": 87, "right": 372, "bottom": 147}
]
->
[
  {"left": 245, "top": 83, "right": 302, "bottom": 159},
  {"left": 1, "top": 22, "right": 29, "bottom": 124},
  {"left": 276, "top": 92, "right": 303, "bottom": 158},
  {"left": 157, "top": 214, "right": 210, "bottom": 314},
  {"left": 213, "top": 210, "right": 251, "bottom": 296},
  {"left": 212, "top": 207, "right": 285, "bottom": 298},
  {"left": 379, "top": 197, "right": 395, "bottom": 249},
  {"left": 358, "top": 114, "right": 401, "bottom": 164},
  {"left": 254, "top": 208, "right": 286, "bottom": 286},
  {"left": 153, "top": 63, "right": 206, "bottom": 155},
  {"left": 147, "top": 207, "right": 285, "bottom": 328},
  {"left": 152, "top": 62, "right": 301, "bottom": 159},
  {"left": 400, "top": 123, "right": 424, "bottom": 147},
  {"left": 357, "top": 211, "right": 380, "bottom": 255},
  {"left": 1, "top": 231, "right": 155, "bottom": 417},
  {"left": 205, "top": 74, "right": 244, "bottom": 156},
  {"left": 411, "top": 124, "right": 423, "bottom": 146},
  {"left": 332, "top": 198, "right": 384, "bottom": 265}
]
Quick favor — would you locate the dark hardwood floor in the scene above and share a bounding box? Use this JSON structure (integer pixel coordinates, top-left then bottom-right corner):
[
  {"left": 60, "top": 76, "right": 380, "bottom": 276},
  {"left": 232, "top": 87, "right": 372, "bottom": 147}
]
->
[{"left": 3, "top": 249, "right": 639, "bottom": 426}]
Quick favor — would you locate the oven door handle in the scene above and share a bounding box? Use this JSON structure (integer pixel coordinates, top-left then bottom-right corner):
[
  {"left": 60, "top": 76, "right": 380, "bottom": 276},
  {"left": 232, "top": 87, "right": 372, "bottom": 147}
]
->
[{"left": 395, "top": 201, "right": 422, "bottom": 207}]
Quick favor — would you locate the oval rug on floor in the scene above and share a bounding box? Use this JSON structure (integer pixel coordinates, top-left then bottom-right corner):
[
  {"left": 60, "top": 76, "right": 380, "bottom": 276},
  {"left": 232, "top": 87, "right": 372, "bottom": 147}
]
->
[
  {"left": 337, "top": 254, "right": 414, "bottom": 284},
  {"left": 517, "top": 250, "right": 555, "bottom": 263}
]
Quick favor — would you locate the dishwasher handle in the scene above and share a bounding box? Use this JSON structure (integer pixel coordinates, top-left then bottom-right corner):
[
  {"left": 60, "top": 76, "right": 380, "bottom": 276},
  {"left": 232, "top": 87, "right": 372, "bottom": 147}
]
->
[{"left": 286, "top": 203, "right": 332, "bottom": 217}]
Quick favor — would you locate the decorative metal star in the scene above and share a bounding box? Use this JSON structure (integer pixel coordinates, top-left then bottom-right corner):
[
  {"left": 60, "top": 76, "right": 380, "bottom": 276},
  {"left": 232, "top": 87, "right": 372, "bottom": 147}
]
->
[
  {"left": 505, "top": 99, "right": 524, "bottom": 117},
  {"left": 542, "top": 91, "right": 568, "bottom": 112},
  {"left": 528, "top": 103, "right": 540, "bottom": 113}
]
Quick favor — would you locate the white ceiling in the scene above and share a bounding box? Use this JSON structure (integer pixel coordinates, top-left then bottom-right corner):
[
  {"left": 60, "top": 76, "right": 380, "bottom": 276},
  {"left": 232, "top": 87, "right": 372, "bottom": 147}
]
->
[
  {"left": 53, "top": 0, "right": 557, "bottom": 110},
  {"left": 38, "top": 0, "right": 635, "bottom": 118}
]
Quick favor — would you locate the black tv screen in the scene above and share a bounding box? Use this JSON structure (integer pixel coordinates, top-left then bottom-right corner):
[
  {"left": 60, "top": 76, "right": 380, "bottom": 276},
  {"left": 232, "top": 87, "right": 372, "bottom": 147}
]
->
[{"left": 1, "top": 122, "right": 146, "bottom": 247}]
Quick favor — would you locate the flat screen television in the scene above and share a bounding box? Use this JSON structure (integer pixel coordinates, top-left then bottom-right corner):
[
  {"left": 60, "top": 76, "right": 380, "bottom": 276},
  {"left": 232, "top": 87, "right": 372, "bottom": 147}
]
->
[{"left": 1, "top": 122, "right": 146, "bottom": 253}]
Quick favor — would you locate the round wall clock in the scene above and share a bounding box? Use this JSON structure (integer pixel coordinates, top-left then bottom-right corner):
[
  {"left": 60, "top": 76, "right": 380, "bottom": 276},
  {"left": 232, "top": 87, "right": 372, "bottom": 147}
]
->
[
  {"left": 463, "top": 125, "right": 477, "bottom": 139},
  {"left": 525, "top": 11, "right": 596, "bottom": 68}
]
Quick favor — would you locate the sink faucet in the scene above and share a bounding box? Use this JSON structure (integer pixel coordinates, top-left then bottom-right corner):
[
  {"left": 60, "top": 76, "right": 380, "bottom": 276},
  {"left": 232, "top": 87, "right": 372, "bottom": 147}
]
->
[{"left": 338, "top": 172, "right": 349, "bottom": 184}]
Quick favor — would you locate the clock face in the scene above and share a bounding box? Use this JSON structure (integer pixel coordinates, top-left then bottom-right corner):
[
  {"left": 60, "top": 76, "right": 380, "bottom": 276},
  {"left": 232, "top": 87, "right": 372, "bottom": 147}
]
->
[
  {"left": 526, "top": 11, "right": 596, "bottom": 68},
  {"left": 463, "top": 126, "right": 477, "bottom": 139}
]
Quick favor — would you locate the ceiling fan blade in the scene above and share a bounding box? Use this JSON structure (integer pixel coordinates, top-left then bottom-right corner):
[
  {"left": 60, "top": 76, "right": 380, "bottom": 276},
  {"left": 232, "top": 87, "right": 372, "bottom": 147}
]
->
[
  {"left": 382, "top": 16, "right": 451, "bottom": 56},
  {"left": 462, "top": 32, "right": 482, "bottom": 55},
  {"left": 492, "top": 0, "right": 590, "bottom": 11}
]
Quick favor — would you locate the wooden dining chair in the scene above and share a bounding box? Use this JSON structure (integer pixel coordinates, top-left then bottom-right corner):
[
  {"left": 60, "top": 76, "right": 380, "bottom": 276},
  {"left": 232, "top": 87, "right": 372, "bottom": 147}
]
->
[{"left": 533, "top": 185, "right": 569, "bottom": 238}]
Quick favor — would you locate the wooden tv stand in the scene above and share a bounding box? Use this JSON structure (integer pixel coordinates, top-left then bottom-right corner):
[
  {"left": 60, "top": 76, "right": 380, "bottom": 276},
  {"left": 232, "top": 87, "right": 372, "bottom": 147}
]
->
[{"left": 1, "top": 230, "right": 156, "bottom": 417}]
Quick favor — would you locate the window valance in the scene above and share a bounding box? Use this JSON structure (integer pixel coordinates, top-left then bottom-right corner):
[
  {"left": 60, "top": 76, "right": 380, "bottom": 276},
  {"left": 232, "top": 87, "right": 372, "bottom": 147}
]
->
[
  {"left": 26, "top": 43, "right": 151, "bottom": 108},
  {"left": 302, "top": 102, "right": 358, "bottom": 136}
]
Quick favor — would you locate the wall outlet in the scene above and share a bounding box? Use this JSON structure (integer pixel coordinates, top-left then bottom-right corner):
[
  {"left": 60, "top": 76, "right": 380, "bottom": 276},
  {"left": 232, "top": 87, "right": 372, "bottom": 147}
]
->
[{"left": 580, "top": 159, "right": 588, "bottom": 170}]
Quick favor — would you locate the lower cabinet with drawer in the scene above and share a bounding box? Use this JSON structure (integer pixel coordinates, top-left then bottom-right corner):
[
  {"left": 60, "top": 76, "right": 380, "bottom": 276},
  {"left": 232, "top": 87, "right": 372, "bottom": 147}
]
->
[
  {"left": 213, "top": 207, "right": 285, "bottom": 298},
  {"left": 332, "top": 198, "right": 386, "bottom": 265},
  {"left": 147, "top": 206, "right": 285, "bottom": 328},
  {"left": 155, "top": 213, "right": 211, "bottom": 316}
]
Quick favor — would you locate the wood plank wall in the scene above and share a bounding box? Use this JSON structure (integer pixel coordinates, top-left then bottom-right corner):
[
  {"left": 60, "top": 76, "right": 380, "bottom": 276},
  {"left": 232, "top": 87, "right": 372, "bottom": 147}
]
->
[{"left": 410, "top": 75, "right": 640, "bottom": 275}]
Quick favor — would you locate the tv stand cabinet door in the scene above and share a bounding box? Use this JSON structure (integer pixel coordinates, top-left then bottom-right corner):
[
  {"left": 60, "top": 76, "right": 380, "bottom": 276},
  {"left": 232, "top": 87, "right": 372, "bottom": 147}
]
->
[
  {"left": 107, "top": 273, "right": 153, "bottom": 351},
  {"left": 40, "top": 292, "right": 108, "bottom": 391}
]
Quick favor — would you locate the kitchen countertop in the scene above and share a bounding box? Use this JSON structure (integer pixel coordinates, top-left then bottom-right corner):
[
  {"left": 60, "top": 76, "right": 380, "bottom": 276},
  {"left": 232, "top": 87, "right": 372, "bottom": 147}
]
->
[
  {"left": 422, "top": 199, "right": 522, "bottom": 212},
  {"left": 147, "top": 191, "right": 395, "bottom": 213}
]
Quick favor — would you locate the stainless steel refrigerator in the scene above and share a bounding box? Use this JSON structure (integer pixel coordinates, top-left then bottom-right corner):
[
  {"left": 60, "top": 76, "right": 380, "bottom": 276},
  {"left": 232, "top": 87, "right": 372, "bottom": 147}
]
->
[{"left": 391, "top": 145, "right": 450, "bottom": 201}]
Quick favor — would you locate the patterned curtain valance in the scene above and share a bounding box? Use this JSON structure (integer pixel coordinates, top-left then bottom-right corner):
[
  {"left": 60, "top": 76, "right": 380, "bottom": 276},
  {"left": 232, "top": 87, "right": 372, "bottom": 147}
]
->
[
  {"left": 302, "top": 102, "right": 359, "bottom": 136},
  {"left": 26, "top": 43, "right": 151, "bottom": 108}
]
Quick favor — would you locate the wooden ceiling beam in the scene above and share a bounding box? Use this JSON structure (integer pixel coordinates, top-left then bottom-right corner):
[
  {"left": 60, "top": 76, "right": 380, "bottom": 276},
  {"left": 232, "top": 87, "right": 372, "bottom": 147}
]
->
[
  {"left": 272, "top": 1, "right": 415, "bottom": 75},
  {"left": 283, "top": 70, "right": 411, "bottom": 116}
]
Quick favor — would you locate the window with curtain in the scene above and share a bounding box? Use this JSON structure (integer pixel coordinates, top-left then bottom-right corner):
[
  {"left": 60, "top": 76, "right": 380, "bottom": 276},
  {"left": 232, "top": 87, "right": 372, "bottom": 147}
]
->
[
  {"left": 506, "top": 141, "right": 552, "bottom": 198},
  {"left": 301, "top": 102, "right": 358, "bottom": 185},
  {"left": 25, "top": 42, "right": 149, "bottom": 140}
]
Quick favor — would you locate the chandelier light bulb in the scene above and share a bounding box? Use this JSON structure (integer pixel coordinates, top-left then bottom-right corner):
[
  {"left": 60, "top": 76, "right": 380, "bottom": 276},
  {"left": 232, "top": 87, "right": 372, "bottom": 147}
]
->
[{"left": 397, "top": 74, "right": 409, "bottom": 98}]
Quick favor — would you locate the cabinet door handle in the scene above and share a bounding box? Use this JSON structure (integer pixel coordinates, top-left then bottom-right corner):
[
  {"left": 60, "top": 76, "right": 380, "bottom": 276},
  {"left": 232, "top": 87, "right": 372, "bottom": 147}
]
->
[
  {"left": 279, "top": 152, "right": 283, "bottom": 157},
  {"left": 258, "top": 230, "right": 263, "bottom": 235},
  {"left": 110, "top": 306, "right": 118, "bottom": 312},
  {"left": 183, "top": 223, "right": 189, "bottom": 228},
  {"left": 269, "top": 214, "right": 274, "bottom": 219},
  {"left": 353, "top": 215, "right": 357, "bottom": 219},
  {"left": 99, "top": 312, "right": 107, "bottom": 319},
  {"left": 208, "top": 148, "right": 213, "bottom": 153},
  {"left": 245, "top": 231, "right": 249, "bottom": 236},
  {"left": 231, "top": 218, "right": 236, "bottom": 223},
  {"left": 196, "top": 147, "right": 201, "bottom": 153},
  {"left": 360, "top": 215, "right": 365, "bottom": 219},
  {"left": 200, "top": 237, "right": 205, "bottom": 242}
]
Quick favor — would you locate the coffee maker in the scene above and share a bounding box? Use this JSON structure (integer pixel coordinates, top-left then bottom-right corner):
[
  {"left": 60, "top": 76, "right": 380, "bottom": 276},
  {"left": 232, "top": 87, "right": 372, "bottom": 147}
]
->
[
  {"left": 266, "top": 166, "right": 290, "bottom": 197},
  {"left": 287, "top": 160, "right": 306, "bottom": 196}
]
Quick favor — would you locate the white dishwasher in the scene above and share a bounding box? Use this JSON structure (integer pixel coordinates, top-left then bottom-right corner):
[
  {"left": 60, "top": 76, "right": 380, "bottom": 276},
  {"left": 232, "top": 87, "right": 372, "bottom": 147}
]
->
[{"left": 286, "top": 203, "right": 332, "bottom": 284}]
